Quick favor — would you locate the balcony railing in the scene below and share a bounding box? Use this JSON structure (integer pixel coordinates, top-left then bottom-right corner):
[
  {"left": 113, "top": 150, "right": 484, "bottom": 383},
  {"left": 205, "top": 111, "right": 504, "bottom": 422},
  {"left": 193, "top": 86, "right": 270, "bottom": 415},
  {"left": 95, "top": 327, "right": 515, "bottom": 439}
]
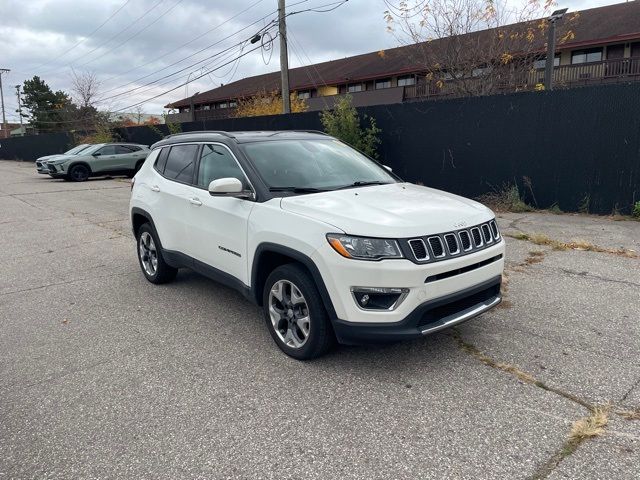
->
[{"left": 404, "top": 57, "right": 640, "bottom": 100}]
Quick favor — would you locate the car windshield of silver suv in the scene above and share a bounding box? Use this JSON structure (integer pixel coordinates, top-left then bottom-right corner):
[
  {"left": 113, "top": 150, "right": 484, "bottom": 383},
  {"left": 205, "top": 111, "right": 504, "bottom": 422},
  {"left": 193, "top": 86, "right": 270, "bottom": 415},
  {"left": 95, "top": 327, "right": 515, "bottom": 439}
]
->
[{"left": 130, "top": 131, "right": 504, "bottom": 359}]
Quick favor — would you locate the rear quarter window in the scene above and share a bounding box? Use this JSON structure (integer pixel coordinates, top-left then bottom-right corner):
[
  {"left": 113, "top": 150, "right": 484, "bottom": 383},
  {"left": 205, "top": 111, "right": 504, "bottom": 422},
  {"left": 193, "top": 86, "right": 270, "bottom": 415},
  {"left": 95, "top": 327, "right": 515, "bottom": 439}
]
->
[{"left": 154, "top": 148, "right": 169, "bottom": 174}]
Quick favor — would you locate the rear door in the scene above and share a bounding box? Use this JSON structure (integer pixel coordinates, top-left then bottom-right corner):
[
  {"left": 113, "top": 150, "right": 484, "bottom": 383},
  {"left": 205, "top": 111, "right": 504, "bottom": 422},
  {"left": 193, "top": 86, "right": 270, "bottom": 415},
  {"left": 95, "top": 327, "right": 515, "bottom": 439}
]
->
[
  {"left": 183, "top": 143, "right": 255, "bottom": 285},
  {"left": 150, "top": 143, "right": 200, "bottom": 253}
]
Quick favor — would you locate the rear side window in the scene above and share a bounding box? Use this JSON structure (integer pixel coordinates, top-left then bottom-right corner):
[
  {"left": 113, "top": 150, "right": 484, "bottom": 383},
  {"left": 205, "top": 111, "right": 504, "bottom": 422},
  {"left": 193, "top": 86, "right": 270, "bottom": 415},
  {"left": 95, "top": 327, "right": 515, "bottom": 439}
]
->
[
  {"left": 114, "top": 145, "right": 134, "bottom": 154},
  {"left": 163, "top": 144, "right": 199, "bottom": 183}
]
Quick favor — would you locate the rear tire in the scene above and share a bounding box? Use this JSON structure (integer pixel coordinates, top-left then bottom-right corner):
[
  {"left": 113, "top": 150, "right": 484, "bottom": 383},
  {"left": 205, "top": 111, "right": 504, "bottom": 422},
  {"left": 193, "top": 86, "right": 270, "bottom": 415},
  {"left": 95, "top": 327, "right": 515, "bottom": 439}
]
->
[
  {"left": 136, "top": 223, "right": 177, "bottom": 284},
  {"left": 263, "top": 264, "right": 335, "bottom": 360},
  {"left": 68, "top": 164, "right": 90, "bottom": 182}
]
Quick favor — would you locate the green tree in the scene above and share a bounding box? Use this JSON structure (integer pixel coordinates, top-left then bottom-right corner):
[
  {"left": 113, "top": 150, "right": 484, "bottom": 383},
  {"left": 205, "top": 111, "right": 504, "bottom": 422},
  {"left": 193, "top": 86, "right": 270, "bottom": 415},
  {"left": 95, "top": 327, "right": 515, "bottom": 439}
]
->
[
  {"left": 320, "top": 95, "right": 381, "bottom": 158},
  {"left": 20, "top": 76, "right": 76, "bottom": 131}
]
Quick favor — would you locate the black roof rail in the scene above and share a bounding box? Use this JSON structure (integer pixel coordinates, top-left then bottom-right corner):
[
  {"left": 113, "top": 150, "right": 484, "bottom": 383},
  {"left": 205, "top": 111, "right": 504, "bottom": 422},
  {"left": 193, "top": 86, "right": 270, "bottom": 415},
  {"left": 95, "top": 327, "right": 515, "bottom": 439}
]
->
[{"left": 164, "top": 130, "right": 236, "bottom": 139}]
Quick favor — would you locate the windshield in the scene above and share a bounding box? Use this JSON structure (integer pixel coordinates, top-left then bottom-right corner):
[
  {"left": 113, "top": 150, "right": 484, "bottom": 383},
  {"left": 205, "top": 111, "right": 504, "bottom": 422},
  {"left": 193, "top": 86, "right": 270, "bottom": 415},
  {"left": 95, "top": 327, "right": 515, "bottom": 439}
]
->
[
  {"left": 64, "top": 144, "right": 90, "bottom": 155},
  {"left": 240, "top": 139, "right": 396, "bottom": 191}
]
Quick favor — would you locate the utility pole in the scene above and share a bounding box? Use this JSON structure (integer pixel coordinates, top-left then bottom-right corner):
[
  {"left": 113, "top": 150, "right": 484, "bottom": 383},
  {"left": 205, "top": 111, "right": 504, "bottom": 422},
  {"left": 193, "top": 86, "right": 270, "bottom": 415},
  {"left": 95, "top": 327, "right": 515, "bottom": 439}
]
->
[
  {"left": 0, "top": 68, "right": 9, "bottom": 137},
  {"left": 15, "top": 84, "right": 23, "bottom": 136},
  {"left": 544, "top": 8, "right": 567, "bottom": 91},
  {"left": 278, "top": 0, "right": 291, "bottom": 114}
]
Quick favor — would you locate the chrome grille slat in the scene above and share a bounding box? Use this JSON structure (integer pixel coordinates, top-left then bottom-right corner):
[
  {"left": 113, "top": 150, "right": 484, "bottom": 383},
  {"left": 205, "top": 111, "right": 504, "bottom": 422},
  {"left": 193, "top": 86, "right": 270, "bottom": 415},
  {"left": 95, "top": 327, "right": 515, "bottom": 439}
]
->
[
  {"left": 458, "top": 230, "right": 472, "bottom": 251},
  {"left": 428, "top": 236, "right": 445, "bottom": 258},
  {"left": 408, "top": 239, "right": 429, "bottom": 261},
  {"left": 481, "top": 224, "right": 493, "bottom": 244},
  {"left": 471, "top": 227, "right": 483, "bottom": 247},
  {"left": 490, "top": 220, "right": 500, "bottom": 239},
  {"left": 443, "top": 233, "right": 460, "bottom": 255}
]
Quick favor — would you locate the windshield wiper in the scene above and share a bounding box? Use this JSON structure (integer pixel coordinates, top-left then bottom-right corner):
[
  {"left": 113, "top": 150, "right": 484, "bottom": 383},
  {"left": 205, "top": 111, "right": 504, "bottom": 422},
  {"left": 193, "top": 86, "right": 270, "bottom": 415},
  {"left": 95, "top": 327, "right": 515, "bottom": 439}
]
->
[
  {"left": 269, "top": 186, "right": 330, "bottom": 193},
  {"left": 335, "top": 181, "right": 391, "bottom": 190}
]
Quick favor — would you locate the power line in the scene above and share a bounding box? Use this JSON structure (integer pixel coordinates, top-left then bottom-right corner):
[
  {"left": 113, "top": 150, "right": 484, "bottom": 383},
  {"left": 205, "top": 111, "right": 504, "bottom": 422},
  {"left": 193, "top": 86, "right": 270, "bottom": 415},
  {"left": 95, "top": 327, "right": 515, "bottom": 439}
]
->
[
  {"left": 96, "top": 22, "right": 277, "bottom": 104},
  {"left": 28, "top": 0, "right": 133, "bottom": 72},
  {"left": 38, "top": 0, "right": 165, "bottom": 76},
  {"left": 97, "top": 0, "right": 270, "bottom": 86},
  {"left": 78, "top": 0, "right": 185, "bottom": 69}
]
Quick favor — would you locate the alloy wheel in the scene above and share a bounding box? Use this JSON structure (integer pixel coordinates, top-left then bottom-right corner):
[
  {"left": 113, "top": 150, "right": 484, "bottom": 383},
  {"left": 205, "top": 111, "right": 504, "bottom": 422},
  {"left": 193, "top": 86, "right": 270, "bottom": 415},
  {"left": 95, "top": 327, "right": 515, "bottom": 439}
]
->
[
  {"left": 269, "top": 280, "right": 310, "bottom": 349},
  {"left": 138, "top": 232, "right": 158, "bottom": 276}
]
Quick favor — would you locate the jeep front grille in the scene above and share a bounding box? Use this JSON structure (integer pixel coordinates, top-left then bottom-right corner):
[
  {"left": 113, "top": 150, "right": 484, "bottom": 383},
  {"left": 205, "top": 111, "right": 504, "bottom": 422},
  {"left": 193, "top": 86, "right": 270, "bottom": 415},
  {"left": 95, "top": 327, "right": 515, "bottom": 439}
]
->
[{"left": 403, "top": 220, "right": 501, "bottom": 264}]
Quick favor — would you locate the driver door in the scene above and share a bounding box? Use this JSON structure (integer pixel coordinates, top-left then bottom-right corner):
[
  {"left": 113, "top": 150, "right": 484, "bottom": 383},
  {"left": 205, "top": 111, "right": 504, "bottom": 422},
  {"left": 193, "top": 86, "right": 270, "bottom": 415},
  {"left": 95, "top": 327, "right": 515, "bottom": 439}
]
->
[
  {"left": 91, "top": 145, "right": 119, "bottom": 173},
  {"left": 183, "top": 143, "right": 255, "bottom": 285}
]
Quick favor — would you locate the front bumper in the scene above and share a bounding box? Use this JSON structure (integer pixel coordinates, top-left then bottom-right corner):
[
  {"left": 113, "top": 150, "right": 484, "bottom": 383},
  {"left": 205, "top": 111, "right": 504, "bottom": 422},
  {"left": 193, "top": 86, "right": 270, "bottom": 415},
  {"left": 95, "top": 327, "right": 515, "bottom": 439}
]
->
[{"left": 332, "top": 275, "right": 501, "bottom": 344}]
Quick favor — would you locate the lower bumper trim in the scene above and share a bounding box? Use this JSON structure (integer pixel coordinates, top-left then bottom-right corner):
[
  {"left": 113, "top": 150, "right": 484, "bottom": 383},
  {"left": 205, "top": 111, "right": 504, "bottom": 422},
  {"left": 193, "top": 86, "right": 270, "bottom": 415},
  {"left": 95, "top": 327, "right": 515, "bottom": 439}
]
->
[{"left": 332, "top": 275, "right": 502, "bottom": 345}]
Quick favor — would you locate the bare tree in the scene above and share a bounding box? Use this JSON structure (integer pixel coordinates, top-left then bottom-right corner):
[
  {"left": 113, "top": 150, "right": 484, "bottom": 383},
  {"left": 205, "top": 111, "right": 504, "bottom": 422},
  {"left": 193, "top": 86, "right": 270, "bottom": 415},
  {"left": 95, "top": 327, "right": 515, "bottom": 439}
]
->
[
  {"left": 134, "top": 105, "right": 144, "bottom": 125},
  {"left": 383, "top": 0, "right": 578, "bottom": 96},
  {"left": 70, "top": 70, "right": 101, "bottom": 109}
]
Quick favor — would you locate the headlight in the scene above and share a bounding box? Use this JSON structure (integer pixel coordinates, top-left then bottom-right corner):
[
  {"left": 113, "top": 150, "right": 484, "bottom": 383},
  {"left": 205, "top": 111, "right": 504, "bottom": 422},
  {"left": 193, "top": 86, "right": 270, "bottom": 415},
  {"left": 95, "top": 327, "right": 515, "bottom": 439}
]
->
[
  {"left": 326, "top": 234, "right": 403, "bottom": 260},
  {"left": 50, "top": 158, "right": 67, "bottom": 164}
]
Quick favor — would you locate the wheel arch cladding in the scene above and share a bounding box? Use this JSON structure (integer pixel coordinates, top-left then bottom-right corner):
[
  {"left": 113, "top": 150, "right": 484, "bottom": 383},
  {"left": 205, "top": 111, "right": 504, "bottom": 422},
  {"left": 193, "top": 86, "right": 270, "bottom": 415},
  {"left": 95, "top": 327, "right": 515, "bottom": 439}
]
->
[
  {"left": 130, "top": 207, "right": 160, "bottom": 244},
  {"left": 251, "top": 243, "right": 338, "bottom": 320}
]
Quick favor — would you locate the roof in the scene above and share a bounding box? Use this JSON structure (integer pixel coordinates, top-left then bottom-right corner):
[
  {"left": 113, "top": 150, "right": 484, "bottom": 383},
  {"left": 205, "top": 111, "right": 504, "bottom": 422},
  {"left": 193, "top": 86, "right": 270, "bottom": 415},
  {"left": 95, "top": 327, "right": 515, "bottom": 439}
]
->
[
  {"left": 167, "top": 1, "right": 640, "bottom": 109},
  {"left": 151, "top": 130, "right": 330, "bottom": 149}
]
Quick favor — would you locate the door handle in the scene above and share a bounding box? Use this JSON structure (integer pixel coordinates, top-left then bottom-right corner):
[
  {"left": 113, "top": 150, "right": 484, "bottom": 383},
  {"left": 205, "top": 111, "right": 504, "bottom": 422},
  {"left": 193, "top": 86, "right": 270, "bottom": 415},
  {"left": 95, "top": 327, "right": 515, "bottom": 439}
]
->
[
  {"left": 189, "top": 198, "right": 202, "bottom": 206},
  {"left": 150, "top": 185, "right": 160, "bottom": 192}
]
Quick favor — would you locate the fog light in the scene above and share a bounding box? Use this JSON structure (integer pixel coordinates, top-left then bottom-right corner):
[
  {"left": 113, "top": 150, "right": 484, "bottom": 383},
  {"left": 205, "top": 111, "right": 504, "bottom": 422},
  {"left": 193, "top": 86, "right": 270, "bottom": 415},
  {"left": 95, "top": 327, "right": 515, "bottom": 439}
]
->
[{"left": 351, "top": 287, "right": 409, "bottom": 310}]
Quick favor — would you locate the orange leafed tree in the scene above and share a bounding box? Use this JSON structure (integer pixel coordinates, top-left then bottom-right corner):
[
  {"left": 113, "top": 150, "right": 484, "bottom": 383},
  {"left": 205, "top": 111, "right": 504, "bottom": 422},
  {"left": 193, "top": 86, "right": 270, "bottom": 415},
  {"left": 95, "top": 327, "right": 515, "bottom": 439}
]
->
[{"left": 234, "top": 90, "right": 308, "bottom": 118}]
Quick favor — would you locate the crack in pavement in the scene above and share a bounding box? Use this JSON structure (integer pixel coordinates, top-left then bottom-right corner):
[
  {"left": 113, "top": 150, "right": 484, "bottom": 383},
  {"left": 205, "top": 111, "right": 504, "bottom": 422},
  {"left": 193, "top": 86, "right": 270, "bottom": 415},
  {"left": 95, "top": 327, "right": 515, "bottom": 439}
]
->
[
  {"left": 0, "top": 270, "right": 136, "bottom": 297},
  {"left": 558, "top": 268, "right": 640, "bottom": 288}
]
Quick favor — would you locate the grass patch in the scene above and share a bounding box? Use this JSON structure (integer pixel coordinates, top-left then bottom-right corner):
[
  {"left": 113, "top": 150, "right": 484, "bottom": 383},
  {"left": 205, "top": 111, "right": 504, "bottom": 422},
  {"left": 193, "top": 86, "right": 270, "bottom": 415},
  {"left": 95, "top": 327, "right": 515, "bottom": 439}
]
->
[
  {"left": 569, "top": 406, "right": 609, "bottom": 441},
  {"left": 616, "top": 407, "right": 640, "bottom": 420},
  {"left": 548, "top": 203, "right": 563, "bottom": 214},
  {"left": 505, "top": 233, "right": 638, "bottom": 258}
]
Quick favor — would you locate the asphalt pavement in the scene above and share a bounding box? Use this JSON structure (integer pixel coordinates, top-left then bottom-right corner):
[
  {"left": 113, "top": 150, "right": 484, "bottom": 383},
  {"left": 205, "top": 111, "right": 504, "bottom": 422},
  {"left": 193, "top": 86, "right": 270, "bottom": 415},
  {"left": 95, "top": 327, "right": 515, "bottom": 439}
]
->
[{"left": 0, "top": 160, "right": 638, "bottom": 479}]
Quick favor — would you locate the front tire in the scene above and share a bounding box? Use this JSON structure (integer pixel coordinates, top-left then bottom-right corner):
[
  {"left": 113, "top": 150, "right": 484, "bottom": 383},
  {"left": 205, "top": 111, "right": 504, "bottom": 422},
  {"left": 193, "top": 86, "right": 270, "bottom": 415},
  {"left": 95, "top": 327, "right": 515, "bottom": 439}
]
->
[
  {"left": 68, "top": 164, "right": 90, "bottom": 182},
  {"left": 136, "top": 223, "right": 177, "bottom": 284},
  {"left": 263, "top": 264, "right": 335, "bottom": 360}
]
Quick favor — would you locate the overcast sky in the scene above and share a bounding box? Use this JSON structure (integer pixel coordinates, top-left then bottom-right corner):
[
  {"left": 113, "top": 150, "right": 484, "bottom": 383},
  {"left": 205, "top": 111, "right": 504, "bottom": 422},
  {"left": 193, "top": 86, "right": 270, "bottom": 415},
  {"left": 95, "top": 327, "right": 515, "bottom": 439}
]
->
[{"left": 0, "top": 0, "right": 625, "bottom": 121}]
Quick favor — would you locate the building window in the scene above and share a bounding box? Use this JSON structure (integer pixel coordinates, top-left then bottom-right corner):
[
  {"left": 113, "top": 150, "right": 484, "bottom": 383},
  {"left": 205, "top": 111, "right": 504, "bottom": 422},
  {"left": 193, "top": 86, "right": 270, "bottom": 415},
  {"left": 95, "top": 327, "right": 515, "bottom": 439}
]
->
[
  {"left": 218, "top": 102, "right": 228, "bottom": 109},
  {"left": 397, "top": 75, "right": 416, "bottom": 86},
  {"left": 297, "top": 90, "right": 311, "bottom": 99},
  {"left": 203, "top": 105, "right": 210, "bottom": 110},
  {"left": 571, "top": 48, "right": 603, "bottom": 64},
  {"left": 347, "top": 83, "right": 363, "bottom": 93},
  {"left": 229, "top": 100, "right": 237, "bottom": 108},
  {"left": 533, "top": 55, "right": 560, "bottom": 69},
  {"left": 375, "top": 78, "right": 391, "bottom": 89}
]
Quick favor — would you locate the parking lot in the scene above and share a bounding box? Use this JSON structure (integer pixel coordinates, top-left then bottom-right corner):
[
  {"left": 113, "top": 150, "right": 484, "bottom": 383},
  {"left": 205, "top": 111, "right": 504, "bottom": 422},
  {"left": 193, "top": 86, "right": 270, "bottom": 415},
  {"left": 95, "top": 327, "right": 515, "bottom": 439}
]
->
[{"left": 0, "top": 159, "right": 638, "bottom": 479}]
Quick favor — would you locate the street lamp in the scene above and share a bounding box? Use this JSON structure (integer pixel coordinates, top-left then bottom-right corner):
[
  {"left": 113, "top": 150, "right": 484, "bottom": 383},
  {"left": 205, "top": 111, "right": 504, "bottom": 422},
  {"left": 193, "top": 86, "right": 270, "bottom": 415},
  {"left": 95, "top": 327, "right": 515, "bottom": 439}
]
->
[{"left": 544, "top": 8, "right": 568, "bottom": 91}]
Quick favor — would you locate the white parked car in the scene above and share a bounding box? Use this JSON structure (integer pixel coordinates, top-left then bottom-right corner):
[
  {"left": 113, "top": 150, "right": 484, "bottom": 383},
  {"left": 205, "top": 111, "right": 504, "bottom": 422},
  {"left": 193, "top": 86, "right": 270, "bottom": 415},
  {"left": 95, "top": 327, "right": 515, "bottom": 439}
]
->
[{"left": 130, "top": 131, "right": 505, "bottom": 359}]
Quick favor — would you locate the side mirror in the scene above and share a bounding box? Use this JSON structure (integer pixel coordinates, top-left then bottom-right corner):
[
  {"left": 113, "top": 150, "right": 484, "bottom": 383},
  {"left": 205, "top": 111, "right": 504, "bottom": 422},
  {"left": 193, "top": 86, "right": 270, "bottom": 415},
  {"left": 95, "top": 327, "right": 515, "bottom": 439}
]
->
[
  {"left": 93, "top": 152, "right": 101, "bottom": 157},
  {"left": 383, "top": 165, "right": 393, "bottom": 172},
  {"left": 208, "top": 178, "right": 253, "bottom": 199}
]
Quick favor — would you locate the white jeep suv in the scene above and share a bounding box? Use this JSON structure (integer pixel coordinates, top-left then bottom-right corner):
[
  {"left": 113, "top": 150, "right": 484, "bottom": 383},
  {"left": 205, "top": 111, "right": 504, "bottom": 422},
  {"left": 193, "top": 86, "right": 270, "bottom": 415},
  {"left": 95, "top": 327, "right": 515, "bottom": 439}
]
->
[{"left": 130, "top": 131, "right": 504, "bottom": 359}]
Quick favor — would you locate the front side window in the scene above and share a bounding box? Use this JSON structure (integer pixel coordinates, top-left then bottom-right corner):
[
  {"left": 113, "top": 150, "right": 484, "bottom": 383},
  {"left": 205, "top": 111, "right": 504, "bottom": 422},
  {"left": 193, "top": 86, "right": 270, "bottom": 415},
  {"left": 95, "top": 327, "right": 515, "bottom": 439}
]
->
[
  {"left": 397, "top": 75, "right": 416, "bottom": 86},
  {"left": 240, "top": 139, "right": 396, "bottom": 191},
  {"left": 196, "top": 144, "right": 247, "bottom": 189},
  {"left": 163, "top": 144, "right": 198, "bottom": 183},
  {"left": 97, "top": 145, "right": 117, "bottom": 156}
]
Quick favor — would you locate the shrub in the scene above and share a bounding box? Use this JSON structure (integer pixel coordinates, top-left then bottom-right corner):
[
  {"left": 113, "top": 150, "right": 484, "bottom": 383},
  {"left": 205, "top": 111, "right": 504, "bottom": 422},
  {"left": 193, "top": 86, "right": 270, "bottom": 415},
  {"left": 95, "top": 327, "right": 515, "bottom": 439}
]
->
[
  {"left": 633, "top": 201, "right": 640, "bottom": 218},
  {"left": 476, "top": 183, "right": 535, "bottom": 213},
  {"left": 320, "top": 95, "right": 381, "bottom": 158},
  {"left": 234, "top": 90, "right": 307, "bottom": 117}
]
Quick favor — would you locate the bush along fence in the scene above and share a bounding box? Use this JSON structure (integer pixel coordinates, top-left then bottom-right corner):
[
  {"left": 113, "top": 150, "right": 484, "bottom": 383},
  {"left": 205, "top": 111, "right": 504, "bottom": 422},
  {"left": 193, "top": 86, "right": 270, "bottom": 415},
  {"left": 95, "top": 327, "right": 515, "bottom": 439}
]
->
[{"left": 2, "top": 82, "right": 639, "bottom": 215}]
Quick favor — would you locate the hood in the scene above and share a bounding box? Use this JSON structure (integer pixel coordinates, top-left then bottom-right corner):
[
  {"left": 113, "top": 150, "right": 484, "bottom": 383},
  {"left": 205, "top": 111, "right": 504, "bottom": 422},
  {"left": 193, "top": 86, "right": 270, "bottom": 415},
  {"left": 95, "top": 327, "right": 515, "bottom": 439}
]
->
[
  {"left": 37, "top": 154, "right": 63, "bottom": 162},
  {"left": 280, "top": 183, "right": 494, "bottom": 238}
]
